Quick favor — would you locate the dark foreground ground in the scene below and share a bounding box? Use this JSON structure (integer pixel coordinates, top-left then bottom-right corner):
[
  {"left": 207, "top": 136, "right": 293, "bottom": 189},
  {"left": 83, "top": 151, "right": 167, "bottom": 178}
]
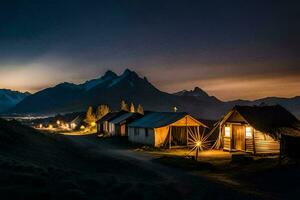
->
[{"left": 0, "top": 119, "right": 299, "bottom": 200}]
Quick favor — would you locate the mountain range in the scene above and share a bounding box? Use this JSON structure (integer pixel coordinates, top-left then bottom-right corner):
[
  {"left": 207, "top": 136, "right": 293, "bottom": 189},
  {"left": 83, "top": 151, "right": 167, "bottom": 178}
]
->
[
  {"left": 0, "top": 89, "right": 30, "bottom": 113},
  {"left": 2, "top": 69, "right": 300, "bottom": 119}
]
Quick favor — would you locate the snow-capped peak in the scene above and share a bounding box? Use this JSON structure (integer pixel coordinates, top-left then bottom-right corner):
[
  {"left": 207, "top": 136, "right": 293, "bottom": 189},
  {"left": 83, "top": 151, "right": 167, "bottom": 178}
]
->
[
  {"left": 121, "top": 68, "right": 138, "bottom": 78},
  {"left": 82, "top": 70, "right": 118, "bottom": 90},
  {"left": 108, "top": 69, "right": 138, "bottom": 88},
  {"left": 0, "top": 89, "right": 31, "bottom": 112}
]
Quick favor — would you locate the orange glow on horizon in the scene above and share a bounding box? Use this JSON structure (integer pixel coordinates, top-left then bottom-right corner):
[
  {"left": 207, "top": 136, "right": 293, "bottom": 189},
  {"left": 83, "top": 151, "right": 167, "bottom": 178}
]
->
[{"left": 1, "top": 64, "right": 299, "bottom": 101}]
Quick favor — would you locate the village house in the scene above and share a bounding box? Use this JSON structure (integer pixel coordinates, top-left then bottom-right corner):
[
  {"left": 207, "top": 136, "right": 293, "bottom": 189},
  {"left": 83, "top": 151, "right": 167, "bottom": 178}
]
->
[
  {"left": 96, "top": 111, "right": 127, "bottom": 135},
  {"left": 109, "top": 112, "right": 143, "bottom": 136},
  {"left": 213, "top": 105, "right": 300, "bottom": 155},
  {"left": 127, "top": 112, "right": 207, "bottom": 147}
]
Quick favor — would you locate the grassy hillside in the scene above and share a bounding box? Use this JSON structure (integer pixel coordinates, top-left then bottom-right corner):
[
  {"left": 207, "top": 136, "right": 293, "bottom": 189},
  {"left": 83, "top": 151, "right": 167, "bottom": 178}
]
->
[
  {"left": 0, "top": 118, "right": 283, "bottom": 200},
  {"left": 0, "top": 119, "right": 162, "bottom": 200}
]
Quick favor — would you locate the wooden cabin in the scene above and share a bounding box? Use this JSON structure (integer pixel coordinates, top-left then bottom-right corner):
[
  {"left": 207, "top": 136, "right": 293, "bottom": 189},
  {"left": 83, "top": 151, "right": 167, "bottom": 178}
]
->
[
  {"left": 96, "top": 111, "right": 127, "bottom": 135},
  {"left": 109, "top": 112, "right": 143, "bottom": 136},
  {"left": 214, "top": 105, "right": 300, "bottom": 155},
  {"left": 128, "top": 112, "right": 207, "bottom": 147}
]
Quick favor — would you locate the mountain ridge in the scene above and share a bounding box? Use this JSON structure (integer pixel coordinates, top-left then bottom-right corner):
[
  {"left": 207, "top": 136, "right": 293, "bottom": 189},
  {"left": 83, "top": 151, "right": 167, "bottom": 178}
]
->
[
  {"left": 8, "top": 69, "right": 182, "bottom": 115},
  {"left": 0, "top": 89, "right": 31, "bottom": 112},
  {"left": 5, "top": 69, "right": 300, "bottom": 119}
]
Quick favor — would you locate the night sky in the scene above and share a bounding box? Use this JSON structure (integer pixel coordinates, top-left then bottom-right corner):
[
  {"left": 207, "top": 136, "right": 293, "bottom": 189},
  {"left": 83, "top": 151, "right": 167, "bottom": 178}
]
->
[{"left": 0, "top": 0, "right": 299, "bottom": 100}]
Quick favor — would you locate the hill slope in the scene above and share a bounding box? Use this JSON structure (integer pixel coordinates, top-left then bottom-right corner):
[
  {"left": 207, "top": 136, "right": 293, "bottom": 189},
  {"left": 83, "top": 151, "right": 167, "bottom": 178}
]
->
[
  {"left": 0, "top": 89, "right": 30, "bottom": 112},
  {"left": 8, "top": 69, "right": 226, "bottom": 119},
  {"left": 7, "top": 69, "right": 300, "bottom": 119},
  {"left": 0, "top": 118, "right": 266, "bottom": 200}
]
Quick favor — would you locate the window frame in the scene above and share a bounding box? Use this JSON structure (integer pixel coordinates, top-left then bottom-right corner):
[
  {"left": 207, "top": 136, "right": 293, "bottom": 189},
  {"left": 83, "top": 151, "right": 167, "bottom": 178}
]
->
[
  {"left": 245, "top": 126, "right": 253, "bottom": 138},
  {"left": 224, "top": 126, "right": 231, "bottom": 138}
]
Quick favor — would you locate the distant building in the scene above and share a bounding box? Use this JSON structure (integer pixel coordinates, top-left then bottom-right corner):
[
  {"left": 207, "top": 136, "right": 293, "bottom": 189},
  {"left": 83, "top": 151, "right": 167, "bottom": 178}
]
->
[
  {"left": 128, "top": 112, "right": 207, "bottom": 147},
  {"left": 109, "top": 112, "right": 143, "bottom": 136},
  {"left": 69, "top": 115, "right": 83, "bottom": 130},
  {"left": 96, "top": 111, "right": 127, "bottom": 135},
  {"left": 213, "top": 105, "right": 300, "bottom": 156}
]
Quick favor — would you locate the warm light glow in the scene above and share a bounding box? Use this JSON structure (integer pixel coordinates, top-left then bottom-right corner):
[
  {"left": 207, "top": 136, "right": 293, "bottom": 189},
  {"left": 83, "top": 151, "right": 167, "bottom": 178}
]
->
[
  {"left": 91, "top": 122, "right": 96, "bottom": 127},
  {"left": 80, "top": 125, "right": 85, "bottom": 129},
  {"left": 39, "top": 124, "right": 43, "bottom": 128},
  {"left": 173, "top": 106, "right": 178, "bottom": 112},
  {"left": 225, "top": 127, "right": 230, "bottom": 137},
  {"left": 246, "top": 127, "right": 252, "bottom": 138},
  {"left": 165, "top": 74, "right": 300, "bottom": 101},
  {"left": 187, "top": 128, "right": 212, "bottom": 158},
  {"left": 48, "top": 124, "right": 53, "bottom": 129},
  {"left": 56, "top": 120, "right": 60, "bottom": 125},
  {"left": 71, "top": 123, "right": 76, "bottom": 129},
  {"left": 61, "top": 123, "right": 70, "bottom": 130}
]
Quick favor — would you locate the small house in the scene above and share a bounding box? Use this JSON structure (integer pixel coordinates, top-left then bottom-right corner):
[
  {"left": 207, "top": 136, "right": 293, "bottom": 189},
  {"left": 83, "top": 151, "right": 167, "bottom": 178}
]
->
[
  {"left": 128, "top": 112, "right": 207, "bottom": 147},
  {"left": 109, "top": 112, "right": 143, "bottom": 136},
  {"left": 213, "top": 105, "right": 300, "bottom": 155},
  {"left": 96, "top": 111, "right": 127, "bottom": 135},
  {"left": 69, "top": 115, "right": 84, "bottom": 130}
]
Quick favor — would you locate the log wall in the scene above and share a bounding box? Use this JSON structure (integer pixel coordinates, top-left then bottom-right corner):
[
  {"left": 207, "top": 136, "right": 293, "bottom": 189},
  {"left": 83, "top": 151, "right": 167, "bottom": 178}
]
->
[
  {"left": 245, "top": 138, "right": 254, "bottom": 153},
  {"left": 254, "top": 130, "right": 280, "bottom": 154},
  {"left": 223, "top": 137, "right": 231, "bottom": 150}
]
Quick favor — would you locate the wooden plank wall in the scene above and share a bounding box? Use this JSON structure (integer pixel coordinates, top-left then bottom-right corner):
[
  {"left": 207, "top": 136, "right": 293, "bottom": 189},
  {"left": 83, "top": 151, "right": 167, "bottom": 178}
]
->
[
  {"left": 223, "top": 137, "right": 231, "bottom": 150},
  {"left": 254, "top": 130, "right": 280, "bottom": 154},
  {"left": 245, "top": 138, "right": 254, "bottom": 153},
  {"left": 221, "top": 125, "right": 231, "bottom": 150}
]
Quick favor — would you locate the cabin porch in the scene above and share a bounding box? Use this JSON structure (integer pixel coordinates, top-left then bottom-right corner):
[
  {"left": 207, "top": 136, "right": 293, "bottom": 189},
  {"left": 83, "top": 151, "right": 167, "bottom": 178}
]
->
[
  {"left": 222, "top": 123, "right": 280, "bottom": 154},
  {"left": 222, "top": 123, "right": 255, "bottom": 154}
]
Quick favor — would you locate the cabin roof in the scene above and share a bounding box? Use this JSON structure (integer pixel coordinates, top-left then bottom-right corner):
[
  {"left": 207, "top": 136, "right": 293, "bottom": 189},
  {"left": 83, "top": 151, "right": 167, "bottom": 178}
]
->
[
  {"left": 96, "top": 111, "right": 128, "bottom": 124},
  {"left": 70, "top": 115, "right": 83, "bottom": 124},
  {"left": 128, "top": 112, "right": 204, "bottom": 128},
  {"left": 225, "top": 105, "right": 300, "bottom": 138},
  {"left": 128, "top": 112, "right": 187, "bottom": 128},
  {"left": 110, "top": 112, "right": 142, "bottom": 124}
]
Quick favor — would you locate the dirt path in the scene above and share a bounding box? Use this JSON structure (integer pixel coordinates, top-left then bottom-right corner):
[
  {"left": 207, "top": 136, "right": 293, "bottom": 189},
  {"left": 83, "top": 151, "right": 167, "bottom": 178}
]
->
[
  {"left": 66, "top": 135, "right": 184, "bottom": 181},
  {"left": 63, "top": 134, "right": 269, "bottom": 200}
]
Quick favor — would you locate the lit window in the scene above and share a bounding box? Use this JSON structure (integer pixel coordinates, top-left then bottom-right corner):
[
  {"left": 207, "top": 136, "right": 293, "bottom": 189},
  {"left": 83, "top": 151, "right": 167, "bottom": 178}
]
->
[
  {"left": 246, "top": 127, "right": 252, "bottom": 138},
  {"left": 225, "top": 127, "right": 230, "bottom": 137}
]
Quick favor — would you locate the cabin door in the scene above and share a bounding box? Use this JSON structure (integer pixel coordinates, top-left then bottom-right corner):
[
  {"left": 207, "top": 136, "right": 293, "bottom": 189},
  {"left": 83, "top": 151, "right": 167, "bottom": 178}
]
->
[
  {"left": 120, "top": 124, "right": 126, "bottom": 136},
  {"left": 232, "top": 125, "right": 245, "bottom": 151}
]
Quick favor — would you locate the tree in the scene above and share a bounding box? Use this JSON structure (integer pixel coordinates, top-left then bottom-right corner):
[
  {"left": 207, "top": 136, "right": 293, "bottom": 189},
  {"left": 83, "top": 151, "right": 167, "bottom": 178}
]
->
[
  {"left": 120, "top": 100, "right": 129, "bottom": 111},
  {"left": 137, "top": 104, "right": 144, "bottom": 115},
  {"left": 96, "top": 104, "right": 110, "bottom": 120},
  {"left": 130, "top": 102, "right": 135, "bottom": 113},
  {"left": 86, "top": 106, "right": 96, "bottom": 123}
]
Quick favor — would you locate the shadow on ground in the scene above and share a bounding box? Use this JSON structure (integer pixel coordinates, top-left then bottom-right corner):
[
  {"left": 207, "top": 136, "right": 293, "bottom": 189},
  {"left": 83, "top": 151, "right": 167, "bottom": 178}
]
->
[{"left": 0, "top": 120, "right": 299, "bottom": 200}]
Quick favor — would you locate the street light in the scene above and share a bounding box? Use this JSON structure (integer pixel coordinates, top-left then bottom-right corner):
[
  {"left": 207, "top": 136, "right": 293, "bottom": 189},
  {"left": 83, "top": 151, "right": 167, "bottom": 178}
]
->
[{"left": 187, "top": 128, "right": 211, "bottom": 161}]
